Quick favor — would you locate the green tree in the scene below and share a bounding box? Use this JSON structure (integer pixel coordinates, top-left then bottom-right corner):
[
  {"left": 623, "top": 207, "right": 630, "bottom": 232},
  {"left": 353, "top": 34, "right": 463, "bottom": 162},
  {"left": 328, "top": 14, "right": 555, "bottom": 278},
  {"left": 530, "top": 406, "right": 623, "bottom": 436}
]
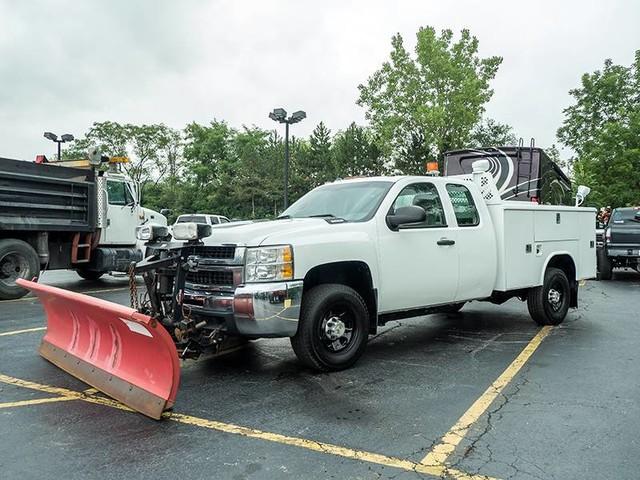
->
[
  {"left": 68, "top": 121, "right": 181, "bottom": 185},
  {"left": 557, "top": 52, "right": 640, "bottom": 207},
  {"left": 305, "top": 122, "right": 334, "bottom": 187},
  {"left": 357, "top": 27, "right": 502, "bottom": 174},
  {"left": 332, "top": 122, "right": 385, "bottom": 177},
  {"left": 469, "top": 118, "right": 517, "bottom": 148},
  {"left": 181, "top": 120, "right": 236, "bottom": 215}
]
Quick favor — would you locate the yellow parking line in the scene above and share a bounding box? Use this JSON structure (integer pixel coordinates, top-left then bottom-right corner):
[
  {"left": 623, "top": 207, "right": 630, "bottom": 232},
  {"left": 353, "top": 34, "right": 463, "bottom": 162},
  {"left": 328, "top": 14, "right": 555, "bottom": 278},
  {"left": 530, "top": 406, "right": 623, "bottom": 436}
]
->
[
  {"left": 0, "top": 372, "right": 498, "bottom": 479},
  {"left": 421, "top": 326, "right": 553, "bottom": 467},
  {"left": 0, "top": 396, "right": 77, "bottom": 409},
  {"left": 0, "top": 327, "right": 46, "bottom": 337}
]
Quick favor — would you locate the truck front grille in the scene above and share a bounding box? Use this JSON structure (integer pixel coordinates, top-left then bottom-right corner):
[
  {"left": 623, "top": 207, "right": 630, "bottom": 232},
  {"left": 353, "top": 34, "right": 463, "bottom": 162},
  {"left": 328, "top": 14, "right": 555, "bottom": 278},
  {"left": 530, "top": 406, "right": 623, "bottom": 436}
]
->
[
  {"left": 186, "top": 270, "right": 234, "bottom": 287},
  {"left": 185, "top": 246, "right": 236, "bottom": 260}
]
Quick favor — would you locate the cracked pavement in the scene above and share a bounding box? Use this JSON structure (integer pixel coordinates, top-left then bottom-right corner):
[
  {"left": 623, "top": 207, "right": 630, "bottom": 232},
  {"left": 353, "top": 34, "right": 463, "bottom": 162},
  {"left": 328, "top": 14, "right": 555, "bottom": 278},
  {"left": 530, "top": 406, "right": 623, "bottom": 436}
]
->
[{"left": 1, "top": 269, "right": 639, "bottom": 479}]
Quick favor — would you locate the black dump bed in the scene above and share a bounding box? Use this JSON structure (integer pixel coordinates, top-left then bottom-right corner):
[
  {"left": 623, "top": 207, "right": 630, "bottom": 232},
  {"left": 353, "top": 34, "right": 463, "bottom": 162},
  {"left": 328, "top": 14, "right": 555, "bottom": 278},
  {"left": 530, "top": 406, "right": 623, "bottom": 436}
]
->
[
  {"left": 0, "top": 157, "right": 96, "bottom": 232},
  {"left": 443, "top": 147, "right": 572, "bottom": 205},
  {"left": 608, "top": 207, "right": 640, "bottom": 247}
]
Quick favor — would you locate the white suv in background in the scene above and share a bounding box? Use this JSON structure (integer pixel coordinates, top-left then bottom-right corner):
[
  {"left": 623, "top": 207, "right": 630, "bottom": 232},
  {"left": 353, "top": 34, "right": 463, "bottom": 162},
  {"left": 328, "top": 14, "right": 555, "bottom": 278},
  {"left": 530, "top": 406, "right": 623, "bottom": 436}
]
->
[{"left": 174, "top": 214, "right": 230, "bottom": 226}]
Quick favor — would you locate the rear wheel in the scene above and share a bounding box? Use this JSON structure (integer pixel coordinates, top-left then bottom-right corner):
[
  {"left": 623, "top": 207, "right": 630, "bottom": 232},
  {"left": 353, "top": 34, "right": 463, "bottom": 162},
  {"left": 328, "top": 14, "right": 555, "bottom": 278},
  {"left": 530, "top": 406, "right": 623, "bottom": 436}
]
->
[
  {"left": 291, "top": 284, "right": 369, "bottom": 372},
  {"left": 597, "top": 250, "right": 612, "bottom": 280},
  {"left": 0, "top": 239, "right": 40, "bottom": 300},
  {"left": 527, "top": 267, "right": 571, "bottom": 326},
  {"left": 76, "top": 268, "right": 105, "bottom": 281}
]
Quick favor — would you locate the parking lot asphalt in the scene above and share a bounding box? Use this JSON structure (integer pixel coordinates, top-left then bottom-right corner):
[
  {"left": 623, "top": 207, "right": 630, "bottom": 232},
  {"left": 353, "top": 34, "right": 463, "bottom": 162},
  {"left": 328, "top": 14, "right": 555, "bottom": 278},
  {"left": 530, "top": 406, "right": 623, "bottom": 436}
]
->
[{"left": 0, "top": 269, "right": 639, "bottom": 479}]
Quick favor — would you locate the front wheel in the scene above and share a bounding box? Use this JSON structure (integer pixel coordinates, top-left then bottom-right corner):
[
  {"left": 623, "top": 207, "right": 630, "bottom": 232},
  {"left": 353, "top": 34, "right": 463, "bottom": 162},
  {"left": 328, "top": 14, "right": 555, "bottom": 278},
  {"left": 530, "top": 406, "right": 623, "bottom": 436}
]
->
[
  {"left": 291, "top": 284, "right": 369, "bottom": 372},
  {"left": 527, "top": 267, "right": 571, "bottom": 326},
  {"left": 0, "top": 239, "right": 40, "bottom": 300}
]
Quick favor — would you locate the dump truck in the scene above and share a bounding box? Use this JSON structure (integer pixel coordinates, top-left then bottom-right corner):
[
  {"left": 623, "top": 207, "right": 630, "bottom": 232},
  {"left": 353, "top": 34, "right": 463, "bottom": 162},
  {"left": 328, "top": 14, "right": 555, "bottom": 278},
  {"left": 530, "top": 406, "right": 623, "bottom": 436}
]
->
[
  {"left": 0, "top": 155, "right": 166, "bottom": 299},
  {"left": 444, "top": 141, "right": 572, "bottom": 205},
  {"left": 19, "top": 159, "right": 596, "bottom": 418}
]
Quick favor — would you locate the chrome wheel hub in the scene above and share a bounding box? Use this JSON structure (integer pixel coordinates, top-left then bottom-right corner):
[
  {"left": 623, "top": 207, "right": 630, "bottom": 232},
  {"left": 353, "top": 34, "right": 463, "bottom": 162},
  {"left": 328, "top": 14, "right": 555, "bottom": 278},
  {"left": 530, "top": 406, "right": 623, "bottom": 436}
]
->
[
  {"left": 324, "top": 316, "right": 346, "bottom": 341},
  {"left": 548, "top": 288, "right": 562, "bottom": 311}
]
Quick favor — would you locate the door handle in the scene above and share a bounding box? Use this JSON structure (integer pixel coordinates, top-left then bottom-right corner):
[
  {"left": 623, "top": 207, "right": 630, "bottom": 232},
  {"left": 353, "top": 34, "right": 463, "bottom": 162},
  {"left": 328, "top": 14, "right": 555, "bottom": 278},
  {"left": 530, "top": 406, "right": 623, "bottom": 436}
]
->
[{"left": 437, "top": 238, "right": 455, "bottom": 246}]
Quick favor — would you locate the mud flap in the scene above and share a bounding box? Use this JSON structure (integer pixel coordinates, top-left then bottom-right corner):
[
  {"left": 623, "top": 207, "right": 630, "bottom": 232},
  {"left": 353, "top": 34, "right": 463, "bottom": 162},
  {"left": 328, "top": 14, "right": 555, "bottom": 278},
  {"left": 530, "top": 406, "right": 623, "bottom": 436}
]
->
[{"left": 17, "top": 279, "right": 180, "bottom": 419}]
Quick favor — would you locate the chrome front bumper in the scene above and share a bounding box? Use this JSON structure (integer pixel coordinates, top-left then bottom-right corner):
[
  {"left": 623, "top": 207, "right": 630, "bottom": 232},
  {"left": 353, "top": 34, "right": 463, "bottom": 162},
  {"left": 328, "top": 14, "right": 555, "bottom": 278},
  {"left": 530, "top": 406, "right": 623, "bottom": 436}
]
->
[{"left": 183, "top": 281, "right": 303, "bottom": 338}]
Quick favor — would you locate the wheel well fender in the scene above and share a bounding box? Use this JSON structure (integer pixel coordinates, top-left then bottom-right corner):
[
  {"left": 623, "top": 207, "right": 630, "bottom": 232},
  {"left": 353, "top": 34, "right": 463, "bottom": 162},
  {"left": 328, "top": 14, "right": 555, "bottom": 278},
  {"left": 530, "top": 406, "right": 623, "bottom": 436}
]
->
[
  {"left": 303, "top": 261, "right": 378, "bottom": 334},
  {"left": 543, "top": 253, "right": 578, "bottom": 308}
]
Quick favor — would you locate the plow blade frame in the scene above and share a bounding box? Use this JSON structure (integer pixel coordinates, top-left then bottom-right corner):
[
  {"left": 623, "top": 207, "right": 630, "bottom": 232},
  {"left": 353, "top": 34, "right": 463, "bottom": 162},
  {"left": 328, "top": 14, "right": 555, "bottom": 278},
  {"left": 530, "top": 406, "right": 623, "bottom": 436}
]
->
[{"left": 17, "top": 279, "right": 180, "bottom": 419}]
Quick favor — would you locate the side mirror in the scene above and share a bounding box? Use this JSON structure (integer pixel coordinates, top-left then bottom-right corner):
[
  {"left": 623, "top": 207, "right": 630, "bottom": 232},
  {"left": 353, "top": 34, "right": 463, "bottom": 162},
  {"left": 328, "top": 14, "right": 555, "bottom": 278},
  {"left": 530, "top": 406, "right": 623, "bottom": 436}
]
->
[
  {"left": 160, "top": 209, "right": 172, "bottom": 217},
  {"left": 575, "top": 185, "right": 591, "bottom": 207},
  {"left": 386, "top": 205, "right": 426, "bottom": 229}
]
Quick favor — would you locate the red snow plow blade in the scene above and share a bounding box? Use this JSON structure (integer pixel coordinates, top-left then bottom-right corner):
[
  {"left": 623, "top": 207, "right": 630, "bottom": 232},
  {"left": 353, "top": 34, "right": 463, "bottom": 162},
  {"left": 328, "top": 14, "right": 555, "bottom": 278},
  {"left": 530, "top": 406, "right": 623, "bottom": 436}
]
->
[{"left": 17, "top": 279, "right": 180, "bottom": 419}]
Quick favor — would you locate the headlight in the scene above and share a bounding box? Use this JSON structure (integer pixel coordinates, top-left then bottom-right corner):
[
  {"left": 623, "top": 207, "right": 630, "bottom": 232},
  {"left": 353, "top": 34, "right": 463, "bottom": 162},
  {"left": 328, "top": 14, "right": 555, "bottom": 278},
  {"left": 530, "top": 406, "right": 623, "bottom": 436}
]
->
[
  {"left": 245, "top": 245, "right": 293, "bottom": 282},
  {"left": 136, "top": 224, "right": 169, "bottom": 241},
  {"left": 172, "top": 222, "right": 212, "bottom": 241}
]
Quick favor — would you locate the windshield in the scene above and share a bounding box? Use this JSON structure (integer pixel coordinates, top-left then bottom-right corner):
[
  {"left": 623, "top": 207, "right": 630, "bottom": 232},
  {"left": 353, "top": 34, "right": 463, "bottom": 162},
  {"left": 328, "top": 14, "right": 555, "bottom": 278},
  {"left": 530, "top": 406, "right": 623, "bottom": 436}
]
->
[
  {"left": 281, "top": 181, "right": 393, "bottom": 222},
  {"left": 611, "top": 208, "right": 640, "bottom": 223},
  {"left": 176, "top": 215, "right": 207, "bottom": 224}
]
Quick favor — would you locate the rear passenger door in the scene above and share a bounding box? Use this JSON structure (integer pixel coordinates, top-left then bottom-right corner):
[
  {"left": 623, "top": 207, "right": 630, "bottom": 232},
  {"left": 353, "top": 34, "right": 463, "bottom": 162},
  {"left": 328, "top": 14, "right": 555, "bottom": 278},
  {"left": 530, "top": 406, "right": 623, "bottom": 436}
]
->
[
  {"left": 376, "top": 181, "right": 459, "bottom": 312},
  {"left": 445, "top": 182, "right": 496, "bottom": 301}
]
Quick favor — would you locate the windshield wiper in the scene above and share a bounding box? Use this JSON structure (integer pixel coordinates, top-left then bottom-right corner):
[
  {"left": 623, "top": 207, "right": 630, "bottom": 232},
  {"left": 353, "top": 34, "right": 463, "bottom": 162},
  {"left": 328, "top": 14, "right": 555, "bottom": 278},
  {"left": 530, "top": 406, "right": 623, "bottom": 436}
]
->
[
  {"left": 276, "top": 214, "right": 291, "bottom": 219},
  {"left": 307, "top": 213, "right": 347, "bottom": 222}
]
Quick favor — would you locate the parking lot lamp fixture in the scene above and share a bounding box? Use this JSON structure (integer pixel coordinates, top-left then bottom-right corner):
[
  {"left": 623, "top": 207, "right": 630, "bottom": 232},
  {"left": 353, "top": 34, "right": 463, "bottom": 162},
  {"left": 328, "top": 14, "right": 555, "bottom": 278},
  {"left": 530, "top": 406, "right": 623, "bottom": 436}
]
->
[
  {"left": 44, "top": 132, "right": 75, "bottom": 161},
  {"left": 269, "top": 108, "right": 306, "bottom": 209}
]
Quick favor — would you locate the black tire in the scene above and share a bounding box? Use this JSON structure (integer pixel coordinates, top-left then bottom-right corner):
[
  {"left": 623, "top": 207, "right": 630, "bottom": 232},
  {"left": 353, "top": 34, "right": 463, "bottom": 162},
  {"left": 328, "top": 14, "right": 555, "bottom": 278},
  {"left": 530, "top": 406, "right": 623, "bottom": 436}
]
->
[
  {"left": 76, "top": 269, "right": 105, "bottom": 281},
  {"left": 597, "top": 250, "right": 613, "bottom": 281},
  {"left": 291, "top": 284, "right": 369, "bottom": 372},
  {"left": 527, "top": 267, "right": 571, "bottom": 326},
  {"left": 0, "top": 239, "right": 40, "bottom": 300},
  {"left": 440, "top": 302, "right": 465, "bottom": 314}
]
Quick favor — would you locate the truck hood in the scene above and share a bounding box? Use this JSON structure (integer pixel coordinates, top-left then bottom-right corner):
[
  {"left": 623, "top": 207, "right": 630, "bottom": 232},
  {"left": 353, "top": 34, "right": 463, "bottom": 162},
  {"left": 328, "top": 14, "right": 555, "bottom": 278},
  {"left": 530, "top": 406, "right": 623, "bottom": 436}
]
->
[{"left": 201, "top": 218, "right": 337, "bottom": 246}]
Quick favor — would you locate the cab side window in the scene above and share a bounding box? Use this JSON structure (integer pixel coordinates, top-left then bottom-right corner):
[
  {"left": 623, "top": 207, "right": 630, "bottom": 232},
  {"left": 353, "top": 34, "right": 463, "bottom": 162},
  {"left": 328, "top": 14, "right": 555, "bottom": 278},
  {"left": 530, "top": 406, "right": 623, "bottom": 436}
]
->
[
  {"left": 446, "top": 184, "right": 479, "bottom": 226},
  {"left": 106, "top": 180, "right": 134, "bottom": 206},
  {"left": 390, "top": 183, "right": 447, "bottom": 227}
]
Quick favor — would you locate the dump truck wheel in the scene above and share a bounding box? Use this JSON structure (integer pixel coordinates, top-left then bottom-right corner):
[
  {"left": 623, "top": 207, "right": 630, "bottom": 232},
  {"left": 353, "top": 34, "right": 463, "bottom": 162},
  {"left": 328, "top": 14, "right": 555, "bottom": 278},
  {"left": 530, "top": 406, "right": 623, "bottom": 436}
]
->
[
  {"left": 0, "top": 239, "right": 40, "bottom": 300},
  {"left": 76, "top": 269, "right": 105, "bottom": 281},
  {"left": 527, "top": 267, "right": 570, "bottom": 326},
  {"left": 597, "top": 250, "right": 612, "bottom": 280},
  {"left": 291, "top": 284, "right": 368, "bottom": 372}
]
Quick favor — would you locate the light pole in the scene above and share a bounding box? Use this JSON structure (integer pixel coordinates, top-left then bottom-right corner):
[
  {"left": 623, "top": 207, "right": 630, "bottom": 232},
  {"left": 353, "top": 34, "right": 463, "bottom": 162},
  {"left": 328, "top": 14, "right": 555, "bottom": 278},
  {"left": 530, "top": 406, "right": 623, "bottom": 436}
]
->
[
  {"left": 269, "top": 108, "right": 306, "bottom": 209},
  {"left": 44, "top": 132, "right": 74, "bottom": 161}
]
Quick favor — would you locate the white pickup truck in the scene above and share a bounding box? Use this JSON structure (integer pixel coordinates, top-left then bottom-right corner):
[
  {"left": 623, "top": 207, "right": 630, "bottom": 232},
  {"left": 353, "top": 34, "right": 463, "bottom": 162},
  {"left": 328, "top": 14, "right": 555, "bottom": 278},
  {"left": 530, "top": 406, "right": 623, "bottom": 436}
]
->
[{"left": 137, "top": 161, "right": 596, "bottom": 372}]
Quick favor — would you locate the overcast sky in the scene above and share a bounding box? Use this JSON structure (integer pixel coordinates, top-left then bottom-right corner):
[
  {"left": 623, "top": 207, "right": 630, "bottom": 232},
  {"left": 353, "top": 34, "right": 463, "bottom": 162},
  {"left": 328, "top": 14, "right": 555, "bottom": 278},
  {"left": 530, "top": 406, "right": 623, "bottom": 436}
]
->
[{"left": 1, "top": 0, "right": 638, "bottom": 160}]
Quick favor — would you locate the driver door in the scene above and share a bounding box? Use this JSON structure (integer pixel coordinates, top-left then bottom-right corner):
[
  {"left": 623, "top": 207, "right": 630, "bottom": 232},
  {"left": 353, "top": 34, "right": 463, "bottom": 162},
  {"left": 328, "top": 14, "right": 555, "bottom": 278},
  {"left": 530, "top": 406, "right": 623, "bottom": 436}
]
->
[
  {"left": 376, "top": 181, "right": 459, "bottom": 313},
  {"left": 103, "top": 179, "right": 140, "bottom": 245}
]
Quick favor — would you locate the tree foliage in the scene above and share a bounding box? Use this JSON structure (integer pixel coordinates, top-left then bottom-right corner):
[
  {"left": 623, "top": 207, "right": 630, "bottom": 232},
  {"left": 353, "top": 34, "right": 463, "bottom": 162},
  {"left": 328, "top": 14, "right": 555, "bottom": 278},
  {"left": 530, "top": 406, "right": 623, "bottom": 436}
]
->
[
  {"left": 558, "top": 52, "right": 640, "bottom": 207},
  {"left": 469, "top": 118, "right": 518, "bottom": 148},
  {"left": 68, "top": 121, "right": 182, "bottom": 185},
  {"left": 71, "top": 120, "right": 387, "bottom": 221},
  {"left": 357, "top": 27, "right": 502, "bottom": 174}
]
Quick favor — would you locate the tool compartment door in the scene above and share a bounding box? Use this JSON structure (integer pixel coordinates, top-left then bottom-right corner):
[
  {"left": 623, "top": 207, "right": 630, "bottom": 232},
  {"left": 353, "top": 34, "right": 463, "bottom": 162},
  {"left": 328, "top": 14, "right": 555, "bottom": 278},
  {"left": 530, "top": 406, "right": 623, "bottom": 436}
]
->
[{"left": 534, "top": 209, "right": 579, "bottom": 242}]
